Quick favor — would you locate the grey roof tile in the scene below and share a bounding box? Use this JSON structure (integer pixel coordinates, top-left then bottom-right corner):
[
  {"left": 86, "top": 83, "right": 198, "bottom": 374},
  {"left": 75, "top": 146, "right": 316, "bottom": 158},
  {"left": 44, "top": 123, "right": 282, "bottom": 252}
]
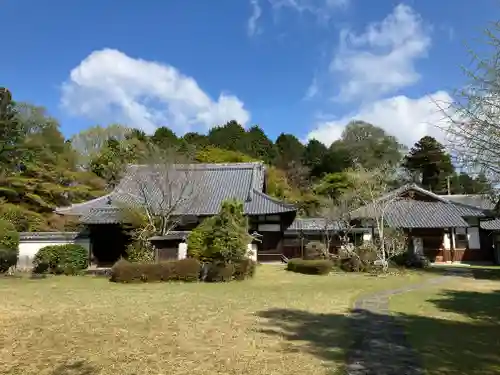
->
[
  {"left": 480, "top": 219, "right": 500, "bottom": 230},
  {"left": 438, "top": 194, "right": 496, "bottom": 210},
  {"left": 61, "top": 162, "right": 295, "bottom": 223},
  {"left": 19, "top": 232, "right": 87, "bottom": 241},
  {"left": 351, "top": 200, "right": 472, "bottom": 228}
]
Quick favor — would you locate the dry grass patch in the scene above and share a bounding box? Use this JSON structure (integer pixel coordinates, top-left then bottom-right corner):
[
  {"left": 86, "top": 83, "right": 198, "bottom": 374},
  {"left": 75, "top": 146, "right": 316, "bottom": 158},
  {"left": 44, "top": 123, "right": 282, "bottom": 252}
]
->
[
  {"left": 390, "top": 274, "right": 500, "bottom": 375},
  {"left": 1, "top": 266, "right": 431, "bottom": 375}
]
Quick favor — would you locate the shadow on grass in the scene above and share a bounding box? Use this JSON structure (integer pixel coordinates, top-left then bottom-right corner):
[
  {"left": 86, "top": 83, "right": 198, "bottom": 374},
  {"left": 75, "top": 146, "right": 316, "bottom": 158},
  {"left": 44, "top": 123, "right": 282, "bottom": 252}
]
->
[
  {"left": 51, "top": 360, "right": 99, "bottom": 375},
  {"left": 257, "top": 288, "right": 500, "bottom": 375},
  {"left": 423, "top": 266, "right": 500, "bottom": 281}
]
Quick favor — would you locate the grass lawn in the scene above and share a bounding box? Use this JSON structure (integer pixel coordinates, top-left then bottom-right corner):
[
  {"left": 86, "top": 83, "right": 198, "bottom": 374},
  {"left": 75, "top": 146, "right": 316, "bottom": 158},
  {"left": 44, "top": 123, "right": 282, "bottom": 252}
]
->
[
  {"left": 1, "top": 266, "right": 431, "bottom": 375},
  {"left": 390, "top": 272, "right": 500, "bottom": 375}
]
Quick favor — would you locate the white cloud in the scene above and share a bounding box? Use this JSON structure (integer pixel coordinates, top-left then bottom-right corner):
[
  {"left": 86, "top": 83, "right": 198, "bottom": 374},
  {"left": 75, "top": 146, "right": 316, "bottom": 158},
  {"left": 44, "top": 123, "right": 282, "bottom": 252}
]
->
[
  {"left": 248, "top": 0, "right": 349, "bottom": 36},
  {"left": 307, "top": 91, "right": 454, "bottom": 147},
  {"left": 330, "top": 4, "right": 431, "bottom": 102},
  {"left": 61, "top": 49, "right": 250, "bottom": 134},
  {"left": 248, "top": 0, "right": 263, "bottom": 36}
]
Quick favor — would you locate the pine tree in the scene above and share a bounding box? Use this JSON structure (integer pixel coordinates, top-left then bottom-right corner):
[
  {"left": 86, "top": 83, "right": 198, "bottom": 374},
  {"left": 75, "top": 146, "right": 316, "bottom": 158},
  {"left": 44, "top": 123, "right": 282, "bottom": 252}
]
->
[{"left": 403, "top": 136, "right": 455, "bottom": 193}]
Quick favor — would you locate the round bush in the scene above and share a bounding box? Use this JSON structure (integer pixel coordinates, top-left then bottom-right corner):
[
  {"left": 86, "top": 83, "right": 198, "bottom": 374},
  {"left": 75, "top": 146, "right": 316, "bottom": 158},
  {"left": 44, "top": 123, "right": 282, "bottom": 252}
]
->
[
  {"left": 33, "top": 244, "right": 88, "bottom": 275},
  {"left": 0, "top": 219, "right": 19, "bottom": 273}
]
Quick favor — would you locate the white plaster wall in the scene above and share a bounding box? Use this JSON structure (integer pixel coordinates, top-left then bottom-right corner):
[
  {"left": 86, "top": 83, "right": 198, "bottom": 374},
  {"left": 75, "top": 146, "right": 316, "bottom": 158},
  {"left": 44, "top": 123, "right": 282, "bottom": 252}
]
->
[
  {"left": 467, "top": 227, "right": 480, "bottom": 249},
  {"left": 247, "top": 243, "right": 258, "bottom": 261},
  {"left": 17, "top": 239, "right": 91, "bottom": 270},
  {"left": 362, "top": 233, "right": 372, "bottom": 242},
  {"left": 443, "top": 233, "right": 451, "bottom": 250}
]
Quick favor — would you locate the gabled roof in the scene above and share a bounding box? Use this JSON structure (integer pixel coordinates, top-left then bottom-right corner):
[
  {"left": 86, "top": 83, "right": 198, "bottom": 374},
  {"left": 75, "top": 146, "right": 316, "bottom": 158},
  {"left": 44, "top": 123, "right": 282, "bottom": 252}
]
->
[
  {"left": 350, "top": 184, "right": 489, "bottom": 228},
  {"left": 56, "top": 162, "right": 296, "bottom": 224},
  {"left": 438, "top": 194, "right": 496, "bottom": 210}
]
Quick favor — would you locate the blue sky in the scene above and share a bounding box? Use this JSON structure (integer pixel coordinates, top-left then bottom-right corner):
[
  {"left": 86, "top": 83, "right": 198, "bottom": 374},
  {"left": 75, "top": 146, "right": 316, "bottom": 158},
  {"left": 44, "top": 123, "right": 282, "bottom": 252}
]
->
[{"left": 1, "top": 0, "right": 497, "bottom": 146}]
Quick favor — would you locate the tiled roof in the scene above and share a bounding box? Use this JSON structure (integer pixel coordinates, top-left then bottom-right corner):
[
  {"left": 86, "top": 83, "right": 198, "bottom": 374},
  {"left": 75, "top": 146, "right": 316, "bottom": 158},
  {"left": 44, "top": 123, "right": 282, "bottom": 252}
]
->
[
  {"left": 59, "top": 162, "right": 296, "bottom": 223},
  {"left": 55, "top": 194, "right": 113, "bottom": 215},
  {"left": 438, "top": 194, "right": 496, "bottom": 210},
  {"left": 149, "top": 231, "right": 191, "bottom": 241},
  {"left": 351, "top": 200, "right": 473, "bottom": 228},
  {"left": 480, "top": 219, "right": 500, "bottom": 230},
  {"left": 19, "top": 232, "right": 88, "bottom": 241},
  {"left": 81, "top": 207, "right": 123, "bottom": 224}
]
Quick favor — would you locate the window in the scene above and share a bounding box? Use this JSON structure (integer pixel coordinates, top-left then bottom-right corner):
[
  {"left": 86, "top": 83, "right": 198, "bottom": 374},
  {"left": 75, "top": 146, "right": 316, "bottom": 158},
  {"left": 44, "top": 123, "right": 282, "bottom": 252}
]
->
[{"left": 455, "top": 228, "right": 468, "bottom": 249}]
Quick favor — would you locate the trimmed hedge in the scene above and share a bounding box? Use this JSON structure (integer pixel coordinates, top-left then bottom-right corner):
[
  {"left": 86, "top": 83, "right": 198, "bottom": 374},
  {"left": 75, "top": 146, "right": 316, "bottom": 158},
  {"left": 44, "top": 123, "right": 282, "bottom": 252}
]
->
[
  {"left": 0, "top": 219, "right": 19, "bottom": 273},
  {"left": 110, "top": 258, "right": 257, "bottom": 283},
  {"left": 33, "top": 244, "right": 88, "bottom": 275},
  {"left": 286, "top": 259, "right": 333, "bottom": 275},
  {"left": 110, "top": 258, "right": 202, "bottom": 283}
]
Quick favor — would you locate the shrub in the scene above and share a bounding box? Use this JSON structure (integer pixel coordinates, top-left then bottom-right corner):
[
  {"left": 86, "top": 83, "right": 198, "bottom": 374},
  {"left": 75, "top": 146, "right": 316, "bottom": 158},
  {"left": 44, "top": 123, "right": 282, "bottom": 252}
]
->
[
  {"left": 188, "top": 200, "right": 251, "bottom": 263},
  {"left": 286, "top": 258, "right": 333, "bottom": 275},
  {"left": 340, "top": 243, "right": 377, "bottom": 272},
  {"left": 204, "top": 262, "right": 235, "bottom": 282},
  {"left": 110, "top": 258, "right": 201, "bottom": 283},
  {"left": 393, "top": 252, "right": 430, "bottom": 269},
  {"left": 304, "top": 241, "right": 328, "bottom": 260},
  {"left": 126, "top": 239, "right": 155, "bottom": 263},
  {"left": 0, "top": 219, "right": 19, "bottom": 273},
  {"left": 33, "top": 244, "right": 88, "bottom": 275},
  {"left": 233, "top": 258, "right": 257, "bottom": 280}
]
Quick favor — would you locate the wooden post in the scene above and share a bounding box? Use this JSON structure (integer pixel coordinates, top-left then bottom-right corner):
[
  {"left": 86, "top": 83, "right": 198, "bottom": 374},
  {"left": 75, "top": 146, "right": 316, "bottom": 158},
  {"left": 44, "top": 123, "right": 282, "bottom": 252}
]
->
[{"left": 450, "top": 228, "right": 456, "bottom": 263}]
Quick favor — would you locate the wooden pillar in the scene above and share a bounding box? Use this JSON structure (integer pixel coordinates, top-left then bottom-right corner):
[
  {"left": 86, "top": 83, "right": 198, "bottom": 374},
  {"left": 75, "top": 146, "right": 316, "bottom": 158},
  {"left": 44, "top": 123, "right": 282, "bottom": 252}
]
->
[{"left": 450, "top": 228, "right": 456, "bottom": 263}]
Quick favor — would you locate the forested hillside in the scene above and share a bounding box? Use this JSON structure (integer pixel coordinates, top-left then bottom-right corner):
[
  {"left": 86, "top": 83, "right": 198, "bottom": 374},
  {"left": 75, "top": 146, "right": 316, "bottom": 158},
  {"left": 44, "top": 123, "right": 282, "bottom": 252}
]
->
[{"left": 0, "top": 88, "right": 492, "bottom": 231}]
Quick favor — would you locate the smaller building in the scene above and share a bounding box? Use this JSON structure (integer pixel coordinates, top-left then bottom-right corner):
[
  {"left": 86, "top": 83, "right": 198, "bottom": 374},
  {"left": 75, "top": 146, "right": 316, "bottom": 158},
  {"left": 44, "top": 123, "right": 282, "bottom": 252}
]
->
[{"left": 350, "top": 184, "right": 500, "bottom": 263}]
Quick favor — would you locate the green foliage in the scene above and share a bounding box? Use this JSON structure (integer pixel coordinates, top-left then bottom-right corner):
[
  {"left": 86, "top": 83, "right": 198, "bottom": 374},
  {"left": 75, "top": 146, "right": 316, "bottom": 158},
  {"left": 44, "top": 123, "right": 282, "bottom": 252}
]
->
[
  {"left": 233, "top": 258, "right": 257, "bottom": 280},
  {"left": 125, "top": 239, "right": 155, "bottom": 263},
  {"left": 403, "top": 136, "right": 455, "bottom": 193},
  {"left": 339, "top": 121, "right": 406, "bottom": 169},
  {"left": 0, "top": 88, "right": 27, "bottom": 174},
  {"left": 0, "top": 219, "right": 19, "bottom": 273},
  {"left": 304, "top": 241, "right": 328, "bottom": 260},
  {"left": 286, "top": 259, "right": 333, "bottom": 275},
  {"left": 340, "top": 243, "right": 377, "bottom": 272},
  {"left": 188, "top": 199, "right": 251, "bottom": 263},
  {"left": 110, "top": 258, "right": 201, "bottom": 283},
  {"left": 0, "top": 200, "right": 46, "bottom": 231},
  {"left": 33, "top": 244, "right": 88, "bottom": 275},
  {"left": 195, "top": 146, "right": 256, "bottom": 163},
  {"left": 204, "top": 262, "right": 235, "bottom": 282},
  {"left": 313, "top": 172, "right": 352, "bottom": 200}
]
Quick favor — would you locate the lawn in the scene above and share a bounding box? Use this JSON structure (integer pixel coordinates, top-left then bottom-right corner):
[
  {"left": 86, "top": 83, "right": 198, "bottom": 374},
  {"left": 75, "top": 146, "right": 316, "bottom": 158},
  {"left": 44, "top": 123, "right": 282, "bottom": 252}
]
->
[
  {"left": 0, "top": 266, "right": 431, "bottom": 375},
  {"left": 390, "top": 269, "right": 500, "bottom": 375}
]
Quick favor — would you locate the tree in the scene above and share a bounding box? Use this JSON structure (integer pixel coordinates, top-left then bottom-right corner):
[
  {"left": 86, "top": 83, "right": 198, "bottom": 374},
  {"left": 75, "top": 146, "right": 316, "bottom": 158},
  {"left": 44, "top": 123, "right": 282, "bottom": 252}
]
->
[
  {"left": 207, "top": 120, "right": 247, "bottom": 152},
  {"left": 347, "top": 164, "right": 409, "bottom": 271},
  {"left": 151, "top": 126, "right": 179, "bottom": 148},
  {"left": 303, "top": 139, "right": 328, "bottom": 177},
  {"left": 70, "top": 124, "right": 132, "bottom": 168},
  {"left": 0, "top": 88, "right": 26, "bottom": 174},
  {"left": 187, "top": 199, "right": 252, "bottom": 263},
  {"left": 245, "top": 125, "right": 276, "bottom": 163},
  {"left": 403, "top": 136, "right": 455, "bottom": 193},
  {"left": 338, "top": 121, "right": 406, "bottom": 169},
  {"left": 274, "top": 133, "right": 305, "bottom": 168},
  {"left": 117, "top": 145, "right": 199, "bottom": 236},
  {"left": 313, "top": 172, "right": 352, "bottom": 200},
  {"left": 439, "top": 22, "right": 500, "bottom": 195}
]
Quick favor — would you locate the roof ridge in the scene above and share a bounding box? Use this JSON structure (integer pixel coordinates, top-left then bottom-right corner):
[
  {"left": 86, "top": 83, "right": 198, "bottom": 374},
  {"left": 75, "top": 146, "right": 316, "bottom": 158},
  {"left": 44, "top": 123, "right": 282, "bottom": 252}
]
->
[
  {"left": 55, "top": 194, "right": 112, "bottom": 212},
  {"left": 128, "top": 162, "right": 264, "bottom": 170}
]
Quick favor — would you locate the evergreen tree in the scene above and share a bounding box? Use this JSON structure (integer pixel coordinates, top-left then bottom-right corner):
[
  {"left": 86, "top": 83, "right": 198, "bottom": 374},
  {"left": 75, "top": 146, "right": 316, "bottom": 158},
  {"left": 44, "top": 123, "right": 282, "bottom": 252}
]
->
[{"left": 403, "top": 136, "right": 455, "bottom": 193}]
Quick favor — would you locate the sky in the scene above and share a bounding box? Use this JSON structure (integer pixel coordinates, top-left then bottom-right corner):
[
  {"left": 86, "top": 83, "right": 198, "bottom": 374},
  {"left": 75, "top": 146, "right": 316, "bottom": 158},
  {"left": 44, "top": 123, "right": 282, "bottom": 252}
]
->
[{"left": 1, "top": 0, "right": 498, "bottom": 147}]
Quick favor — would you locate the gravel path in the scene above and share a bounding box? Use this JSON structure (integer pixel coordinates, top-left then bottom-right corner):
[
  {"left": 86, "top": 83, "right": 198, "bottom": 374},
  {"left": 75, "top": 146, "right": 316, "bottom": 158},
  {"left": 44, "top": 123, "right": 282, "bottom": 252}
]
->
[{"left": 344, "top": 270, "right": 468, "bottom": 375}]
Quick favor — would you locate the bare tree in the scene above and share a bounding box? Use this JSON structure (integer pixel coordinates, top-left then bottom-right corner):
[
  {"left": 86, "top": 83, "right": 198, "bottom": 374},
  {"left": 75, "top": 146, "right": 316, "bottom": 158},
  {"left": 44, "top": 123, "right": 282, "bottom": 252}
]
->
[
  {"left": 436, "top": 22, "right": 500, "bottom": 196},
  {"left": 347, "top": 164, "right": 409, "bottom": 271},
  {"left": 115, "top": 145, "right": 199, "bottom": 237},
  {"left": 320, "top": 192, "right": 358, "bottom": 255}
]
